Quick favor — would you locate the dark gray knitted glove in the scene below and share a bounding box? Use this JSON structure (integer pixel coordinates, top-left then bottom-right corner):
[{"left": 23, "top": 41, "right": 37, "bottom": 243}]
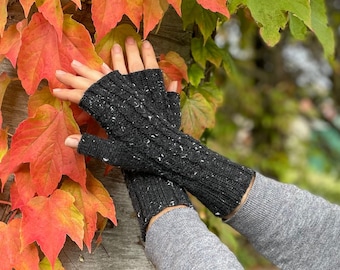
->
[
  {"left": 78, "top": 69, "right": 255, "bottom": 218},
  {"left": 122, "top": 70, "right": 192, "bottom": 240}
]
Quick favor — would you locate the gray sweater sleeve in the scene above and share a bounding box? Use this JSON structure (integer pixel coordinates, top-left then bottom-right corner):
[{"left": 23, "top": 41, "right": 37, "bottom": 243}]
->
[
  {"left": 145, "top": 207, "right": 244, "bottom": 270},
  {"left": 145, "top": 173, "right": 340, "bottom": 269},
  {"left": 227, "top": 172, "right": 340, "bottom": 269}
]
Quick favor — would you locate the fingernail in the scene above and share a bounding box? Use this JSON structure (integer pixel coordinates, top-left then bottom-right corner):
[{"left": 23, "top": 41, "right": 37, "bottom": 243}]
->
[
  {"left": 53, "top": 88, "right": 61, "bottom": 93},
  {"left": 126, "top": 36, "right": 135, "bottom": 45},
  {"left": 72, "top": 60, "right": 83, "bottom": 67},
  {"left": 65, "top": 137, "right": 80, "bottom": 148},
  {"left": 112, "top": 43, "right": 122, "bottom": 54},
  {"left": 55, "top": 70, "right": 66, "bottom": 75},
  {"left": 142, "top": 40, "right": 152, "bottom": 48}
]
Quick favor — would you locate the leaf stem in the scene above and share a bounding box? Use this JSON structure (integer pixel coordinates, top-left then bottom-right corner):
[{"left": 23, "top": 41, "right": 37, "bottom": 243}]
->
[{"left": 0, "top": 200, "right": 11, "bottom": 206}]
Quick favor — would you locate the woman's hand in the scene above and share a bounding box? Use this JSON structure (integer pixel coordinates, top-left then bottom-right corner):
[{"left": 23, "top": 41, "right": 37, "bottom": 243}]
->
[{"left": 53, "top": 37, "right": 176, "bottom": 148}]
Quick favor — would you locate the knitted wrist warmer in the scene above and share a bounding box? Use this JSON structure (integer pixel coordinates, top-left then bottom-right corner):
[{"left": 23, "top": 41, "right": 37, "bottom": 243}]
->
[
  {"left": 78, "top": 69, "right": 255, "bottom": 217},
  {"left": 125, "top": 172, "right": 192, "bottom": 241},
  {"left": 122, "top": 69, "right": 191, "bottom": 240}
]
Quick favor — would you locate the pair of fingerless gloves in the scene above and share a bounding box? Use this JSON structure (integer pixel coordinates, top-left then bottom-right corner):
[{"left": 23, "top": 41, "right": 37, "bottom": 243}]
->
[{"left": 77, "top": 69, "right": 255, "bottom": 239}]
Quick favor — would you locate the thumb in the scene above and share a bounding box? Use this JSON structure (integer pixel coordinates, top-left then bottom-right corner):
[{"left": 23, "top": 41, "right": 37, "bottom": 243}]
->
[{"left": 65, "top": 135, "right": 81, "bottom": 148}]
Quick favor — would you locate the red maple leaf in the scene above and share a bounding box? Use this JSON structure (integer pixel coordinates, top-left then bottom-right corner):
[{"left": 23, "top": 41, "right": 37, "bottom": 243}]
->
[
  {"left": 0, "top": 19, "right": 27, "bottom": 67},
  {"left": 61, "top": 171, "right": 117, "bottom": 252},
  {"left": 0, "top": 0, "right": 7, "bottom": 37},
  {"left": 197, "top": 0, "right": 230, "bottom": 18},
  {"left": 9, "top": 103, "right": 86, "bottom": 196},
  {"left": 20, "top": 189, "right": 84, "bottom": 267},
  {"left": 91, "top": 0, "right": 143, "bottom": 42},
  {"left": 10, "top": 164, "right": 36, "bottom": 210},
  {"left": 17, "top": 13, "right": 102, "bottom": 95},
  {"left": 167, "top": 0, "right": 182, "bottom": 16},
  {"left": 0, "top": 218, "right": 40, "bottom": 270},
  {"left": 19, "top": 0, "right": 35, "bottom": 17},
  {"left": 159, "top": 51, "right": 188, "bottom": 92},
  {"left": 143, "top": 0, "right": 169, "bottom": 39}
]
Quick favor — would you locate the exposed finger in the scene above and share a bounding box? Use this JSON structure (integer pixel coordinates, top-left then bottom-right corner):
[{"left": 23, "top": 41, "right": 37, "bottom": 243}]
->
[
  {"left": 111, "top": 44, "right": 128, "bottom": 75},
  {"left": 101, "top": 62, "right": 112, "bottom": 75},
  {"left": 53, "top": 88, "right": 85, "bottom": 104},
  {"left": 65, "top": 134, "right": 81, "bottom": 149},
  {"left": 55, "top": 70, "right": 94, "bottom": 90},
  {"left": 71, "top": 60, "right": 105, "bottom": 82},
  {"left": 141, "top": 40, "right": 159, "bottom": 69},
  {"left": 167, "top": 81, "right": 178, "bottom": 93},
  {"left": 125, "top": 37, "right": 144, "bottom": 72}
]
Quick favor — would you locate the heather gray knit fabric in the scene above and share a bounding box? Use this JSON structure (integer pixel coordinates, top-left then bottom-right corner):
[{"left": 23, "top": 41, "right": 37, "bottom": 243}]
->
[
  {"left": 227, "top": 173, "right": 340, "bottom": 269},
  {"left": 78, "top": 69, "right": 254, "bottom": 217},
  {"left": 145, "top": 173, "right": 340, "bottom": 269},
  {"left": 145, "top": 207, "right": 244, "bottom": 270}
]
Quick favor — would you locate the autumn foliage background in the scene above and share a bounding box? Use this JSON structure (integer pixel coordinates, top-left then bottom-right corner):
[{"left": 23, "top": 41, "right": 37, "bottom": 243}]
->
[{"left": 0, "top": 0, "right": 338, "bottom": 269}]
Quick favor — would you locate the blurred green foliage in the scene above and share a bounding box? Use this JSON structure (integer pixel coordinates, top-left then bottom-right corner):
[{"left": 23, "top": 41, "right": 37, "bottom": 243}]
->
[{"left": 195, "top": 1, "right": 340, "bottom": 269}]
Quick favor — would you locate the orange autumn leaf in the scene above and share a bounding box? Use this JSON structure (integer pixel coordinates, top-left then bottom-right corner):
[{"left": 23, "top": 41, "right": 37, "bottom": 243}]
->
[
  {"left": 35, "top": 0, "right": 64, "bottom": 41},
  {"left": 159, "top": 51, "right": 188, "bottom": 92},
  {"left": 0, "top": 19, "right": 27, "bottom": 67},
  {"left": 20, "top": 189, "right": 84, "bottom": 267},
  {"left": 9, "top": 103, "right": 86, "bottom": 196},
  {"left": 196, "top": 0, "right": 230, "bottom": 18},
  {"left": 0, "top": 72, "right": 10, "bottom": 108},
  {"left": 39, "top": 257, "right": 65, "bottom": 270},
  {"left": 0, "top": 150, "right": 11, "bottom": 191},
  {"left": 27, "top": 86, "right": 63, "bottom": 117},
  {"left": 0, "top": 0, "right": 7, "bottom": 38},
  {"left": 0, "top": 73, "right": 10, "bottom": 163},
  {"left": 61, "top": 172, "right": 117, "bottom": 252},
  {"left": 143, "top": 0, "right": 169, "bottom": 39},
  {"left": 91, "top": 0, "right": 143, "bottom": 42},
  {"left": 19, "top": 0, "right": 35, "bottom": 17},
  {"left": 17, "top": 13, "right": 102, "bottom": 95},
  {"left": 0, "top": 219, "right": 40, "bottom": 270},
  {"left": 167, "top": 0, "right": 182, "bottom": 16},
  {"left": 10, "top": 164, "right": 36, "bottom": 210},
  {"left": 0, "top": 113, "right": 8, "bottom": 162}
]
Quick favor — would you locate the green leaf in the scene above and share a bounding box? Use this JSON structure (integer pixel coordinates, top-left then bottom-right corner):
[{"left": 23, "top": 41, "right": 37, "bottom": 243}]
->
[
  {"left": 182, "top": 0, "right": 219, "bottom": 43},
  {"left": 222, "top": 51, "right": 240, "bottom": 80},
  {"left": 196, "top": 82, "right": 223, "bottom": 110},
  {"left": 229, "top": 0, "right": 334, "bottom": 58},
  {"left": 191, "top": 37, "right": 223, "bottom": 68},
  {"left": 188, "top": 63, "right": 205, "bottom": 87},
  {"left": 310, "top": 0, "right": 335, "bottom": 59},
  {"left": 180, "top": 90, "right": 215, "bottom": 139},
  {"left": 289, "top": 14, "right": 307, "bottom": 40}
]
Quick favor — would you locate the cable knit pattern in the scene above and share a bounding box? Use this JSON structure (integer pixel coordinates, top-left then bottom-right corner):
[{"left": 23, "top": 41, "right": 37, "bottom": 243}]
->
[{"left": 78, "top": 69, "right": 255, "bottom": 217}]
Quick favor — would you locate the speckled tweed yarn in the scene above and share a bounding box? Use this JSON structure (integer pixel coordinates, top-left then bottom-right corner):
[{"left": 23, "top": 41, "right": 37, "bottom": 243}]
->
[
  {"left": 78, "top": 69, "right": 255, "bottom": 218},
  {"left": 124, "top": 69, "right": 192, "bottom": 240}
]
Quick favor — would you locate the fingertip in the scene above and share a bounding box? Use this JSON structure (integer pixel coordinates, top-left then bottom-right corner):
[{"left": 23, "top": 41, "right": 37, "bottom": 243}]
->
[
  {"left": 167, "top": 81, "right": 178, "bottom": 93},
  {"left": 65, "top": 135, "right": 81, "bottom": 149},
  {"left": 55, "top": 70, "right": 66, "bottom": 76},
  {"left": 101, "top": 62, "right": 112, "bottom": 74},
  {"left": 52, "top": 88, "right": 61, "bottom": 93},
  {"left": 112, "top": 43, "right": 122, "bottom": 54},
  {"left": 142, "top": 40, "right": 152, "bottom": 49},
  {"left": 126, "top": 36, "right": 136, "bottom": 45}
]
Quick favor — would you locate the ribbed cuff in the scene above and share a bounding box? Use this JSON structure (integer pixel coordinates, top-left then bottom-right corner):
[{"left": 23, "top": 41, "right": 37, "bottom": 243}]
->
[{"left": 124, "top": 171, "right": 192, "bottom": 240}]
